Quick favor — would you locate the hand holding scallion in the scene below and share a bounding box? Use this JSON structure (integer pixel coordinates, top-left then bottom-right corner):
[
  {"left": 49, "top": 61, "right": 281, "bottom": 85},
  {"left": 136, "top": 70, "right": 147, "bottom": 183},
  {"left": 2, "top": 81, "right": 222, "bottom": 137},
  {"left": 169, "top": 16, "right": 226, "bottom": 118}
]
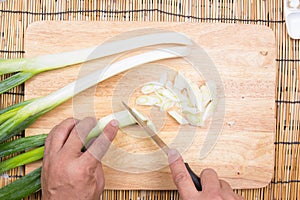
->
[{"left": 41, "top": 117, "right": 118, "bottom": 200}]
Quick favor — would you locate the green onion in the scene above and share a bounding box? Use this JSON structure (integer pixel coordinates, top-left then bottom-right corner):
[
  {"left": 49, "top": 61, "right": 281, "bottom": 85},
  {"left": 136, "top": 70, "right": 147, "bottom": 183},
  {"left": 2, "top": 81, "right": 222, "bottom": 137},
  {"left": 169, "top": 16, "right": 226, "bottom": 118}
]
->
[
  {"left": 0, "top": 32, "right": 191, "bottom": 94},
  {"left": 0, "top": 167, "right": 41, "bottom": 200},
  {"left": 0, "top": 134, "right": 47, "bottom": 158},
  {"left": 83, "top": 110, "right": 137, "bottom": 149},
  {"left": 0, "top": 46, "right": 188, "bottom": 143},
  {"left": 0, "top": 99, "right": 35, "bottom": 125},
  {"left": 136, "top": 95, "right": 162, "bottom": 106},
  {"left": 0, "top": 72, "right": 34, "bottom": 95},
  {"left": 168, "top": 110, "right": 189, "bottom": 125},
  {"left": 0, "top": 146, "right": 44, "bottom": 174},
  {"left": 83, "top": 107, "right": 157, "bottom": 151},
  {"left": 0, "top": 33, "right": 192, "bottom": 199}
]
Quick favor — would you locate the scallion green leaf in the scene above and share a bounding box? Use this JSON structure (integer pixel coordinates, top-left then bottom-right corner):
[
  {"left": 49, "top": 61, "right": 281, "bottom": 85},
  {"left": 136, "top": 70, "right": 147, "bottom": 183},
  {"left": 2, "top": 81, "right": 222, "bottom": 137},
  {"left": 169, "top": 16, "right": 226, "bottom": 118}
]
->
[
  {"left": 0, "top": 167, "right": 41, "bottom": 200},
  {"left": 0, "top": 134, "right": 47, "bottom": 158},
  {"left": 0, "top": 146, "right": 44, "bottom": 174}
]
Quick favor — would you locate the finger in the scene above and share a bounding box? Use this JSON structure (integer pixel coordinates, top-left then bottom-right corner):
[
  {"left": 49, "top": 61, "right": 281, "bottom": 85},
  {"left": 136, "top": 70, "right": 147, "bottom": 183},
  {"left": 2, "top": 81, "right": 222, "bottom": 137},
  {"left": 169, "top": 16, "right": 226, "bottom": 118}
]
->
[
  {"left": 44, "top": 118, "right": 78, "bottom": 155},
  {"left": 200, "top": 168, "right": 221, "bottom": 192},
  {"left": 220, "top": 180, "right": 243, "bottom": 200},
  {"left": 168, "top": 149, "right": 197, "bottom": 198},
  {"left": 81, "top": 120, "right": 119, "bottom": 165},
  {"left": 95, "top": 163, "right": 105, "bottom": 192},
  {"left": 220, "top": 179, "right": 232, "bottom": 190},
  {"left": 63, "top": 117, "right": 97, "bottom": 156}
]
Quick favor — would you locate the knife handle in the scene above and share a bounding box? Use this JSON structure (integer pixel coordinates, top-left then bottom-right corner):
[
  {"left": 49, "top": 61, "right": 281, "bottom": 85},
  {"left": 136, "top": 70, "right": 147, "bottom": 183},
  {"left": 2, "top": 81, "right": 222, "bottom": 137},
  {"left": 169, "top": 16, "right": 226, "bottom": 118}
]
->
[{"left": 184, "top": 162, "right": 202, "bottom": 191}]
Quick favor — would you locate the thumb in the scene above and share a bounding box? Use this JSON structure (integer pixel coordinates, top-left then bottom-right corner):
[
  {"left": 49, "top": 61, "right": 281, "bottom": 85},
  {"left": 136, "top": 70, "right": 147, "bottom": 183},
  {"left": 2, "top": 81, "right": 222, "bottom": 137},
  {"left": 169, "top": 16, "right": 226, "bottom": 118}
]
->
[
  {"left": 81, "top": 120, "right": 119, "bottom": 165},
  {"left": 168, "top": 149, "right": 197, "bottom": 197}
]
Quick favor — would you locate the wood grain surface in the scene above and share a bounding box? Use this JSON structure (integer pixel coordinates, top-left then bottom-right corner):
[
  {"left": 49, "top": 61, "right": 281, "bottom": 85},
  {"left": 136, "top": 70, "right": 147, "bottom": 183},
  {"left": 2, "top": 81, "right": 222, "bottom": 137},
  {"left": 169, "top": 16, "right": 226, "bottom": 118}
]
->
[{"left": 24, "top": 21, "right": 275, "bottom": 190}]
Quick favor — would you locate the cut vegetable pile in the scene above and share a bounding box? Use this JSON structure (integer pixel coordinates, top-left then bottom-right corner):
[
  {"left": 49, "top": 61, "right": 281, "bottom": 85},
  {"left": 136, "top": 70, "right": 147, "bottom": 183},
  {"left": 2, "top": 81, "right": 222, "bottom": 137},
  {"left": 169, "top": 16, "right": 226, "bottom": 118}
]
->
[
  {"left": 0, "top": 31, "right": 217, "bottom": 199},
  {"left": 136, "top": 72, "right": 217, "bottom": 127}
]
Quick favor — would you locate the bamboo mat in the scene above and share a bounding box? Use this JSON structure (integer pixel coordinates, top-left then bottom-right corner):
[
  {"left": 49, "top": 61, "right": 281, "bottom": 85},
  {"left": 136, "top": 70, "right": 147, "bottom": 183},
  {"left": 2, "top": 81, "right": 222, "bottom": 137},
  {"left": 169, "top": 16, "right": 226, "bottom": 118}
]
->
[{"left": 0, "top": 0, "right": 299, "bottom": 199}]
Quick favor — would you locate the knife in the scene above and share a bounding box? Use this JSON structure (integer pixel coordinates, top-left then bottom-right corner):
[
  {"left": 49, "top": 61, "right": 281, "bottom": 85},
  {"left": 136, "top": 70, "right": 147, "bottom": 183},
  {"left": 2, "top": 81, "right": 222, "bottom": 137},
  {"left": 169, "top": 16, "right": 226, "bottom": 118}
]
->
[{"left": 122, "top": 102, "right": 202, "bottom": 191}]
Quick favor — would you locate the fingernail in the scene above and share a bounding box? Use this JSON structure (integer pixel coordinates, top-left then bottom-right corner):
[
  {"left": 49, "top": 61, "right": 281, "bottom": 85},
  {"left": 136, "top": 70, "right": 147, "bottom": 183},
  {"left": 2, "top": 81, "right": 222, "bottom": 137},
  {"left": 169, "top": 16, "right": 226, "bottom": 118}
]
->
[
  {"left": 110, "top": 119, "right": 119, "bottom": 127},
  {"left": 168, "top": 149, "right": 181, "bottom": 164},
  {"left": 168, "top": 149, "right": 179, "bottom": 156}
]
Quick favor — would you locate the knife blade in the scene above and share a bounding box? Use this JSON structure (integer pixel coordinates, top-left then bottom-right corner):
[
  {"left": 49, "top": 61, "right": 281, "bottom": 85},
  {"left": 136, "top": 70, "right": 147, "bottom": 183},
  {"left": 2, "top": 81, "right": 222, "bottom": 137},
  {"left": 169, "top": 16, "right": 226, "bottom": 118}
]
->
[
  {"left": 122, "top": 101, "right": 170, "bottom": 155},
  {"left": 122, "top": 101, "right": 202, "bottom": 191}
]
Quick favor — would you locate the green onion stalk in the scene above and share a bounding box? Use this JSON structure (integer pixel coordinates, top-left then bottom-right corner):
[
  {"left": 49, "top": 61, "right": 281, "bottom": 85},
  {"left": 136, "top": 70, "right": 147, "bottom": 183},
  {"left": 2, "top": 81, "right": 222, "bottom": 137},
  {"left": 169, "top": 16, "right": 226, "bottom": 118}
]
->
[
  {"left": 0, "top": 46, "right": 189, "bottom": 143},
  {"left": 0, "top": 146, "right": 44, "bottom": 174},
  {"left": 0, "top": 167, "right": 42, "bottom": 200},
  {"left": 0, "top": 134, "right": 47, "bottom": 158},
  {"left": 0, "top": 135, "right": 45, "bottom": 199},
  {"left": 0, "top": 32, "right": 191, "bottom": 94},
  {"left": 0, "top": 99, "right": 35, "bottom": 125}
]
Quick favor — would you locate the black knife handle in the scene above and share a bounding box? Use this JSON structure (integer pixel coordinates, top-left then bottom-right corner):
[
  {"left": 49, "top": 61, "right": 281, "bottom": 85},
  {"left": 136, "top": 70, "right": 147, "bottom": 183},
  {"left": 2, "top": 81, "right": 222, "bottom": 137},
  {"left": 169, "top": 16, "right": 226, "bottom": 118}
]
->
[{"left": 184, "top": 162, "right": 202, "bottom": 191}]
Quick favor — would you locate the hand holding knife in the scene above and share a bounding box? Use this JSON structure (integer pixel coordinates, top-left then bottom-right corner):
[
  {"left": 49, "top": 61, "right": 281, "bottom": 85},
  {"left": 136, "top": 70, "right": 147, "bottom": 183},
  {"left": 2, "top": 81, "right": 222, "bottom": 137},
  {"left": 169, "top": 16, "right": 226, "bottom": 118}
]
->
[{"left": 122, "top": 102, "right": 202, "bottom": 191}]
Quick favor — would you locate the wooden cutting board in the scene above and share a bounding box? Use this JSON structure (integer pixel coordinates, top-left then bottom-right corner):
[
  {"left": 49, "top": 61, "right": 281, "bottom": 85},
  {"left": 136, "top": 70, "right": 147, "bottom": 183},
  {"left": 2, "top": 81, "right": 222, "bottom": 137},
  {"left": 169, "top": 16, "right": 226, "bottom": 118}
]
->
[{"left": 24, "top": 21, "right": 275, "bottom": 190}]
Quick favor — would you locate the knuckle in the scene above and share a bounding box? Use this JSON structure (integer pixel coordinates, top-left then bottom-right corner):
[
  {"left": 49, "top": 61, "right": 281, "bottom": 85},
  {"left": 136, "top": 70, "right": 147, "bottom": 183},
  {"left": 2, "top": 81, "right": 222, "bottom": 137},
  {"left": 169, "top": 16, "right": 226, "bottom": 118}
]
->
[
  {"left": 83, "top": 117, "right": 97, "bottom": 125},
  {"left": 174, "top": 171, "right": 188, "bottom": 184},
  {"left": 75, "top": 164, "right": 96, "bottom": 179},
  {"left": 65, "top": 117, "right": 78, "bottom": 123},
  {"left": 52, "top": 125, "right": 70, "bottom": 134}
]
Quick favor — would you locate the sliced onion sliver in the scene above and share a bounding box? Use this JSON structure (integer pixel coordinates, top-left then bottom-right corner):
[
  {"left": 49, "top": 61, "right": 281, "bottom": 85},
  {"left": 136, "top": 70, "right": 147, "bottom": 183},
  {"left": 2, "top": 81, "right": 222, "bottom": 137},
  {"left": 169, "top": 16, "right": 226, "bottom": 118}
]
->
[
  {"left": 141, "top": 82, "right": 164, "bottom": 94},
  {"left": 156, "top": 88, "right": 179, "bottom": 102},
  {"left": 168, "top": 110, "right": 189, "bottom": 125},
  {"left": 201, "top": 85, "right": 212, "bottom": 108},
  {"left": 136, "top": 95, "right": 161, "bottom": 106},
  {"left": 160, "top": 100, "right": 175, "bottom": 111},
  {"left": 190, "top": 83, "right": 204, "bottom": 112},
  {"left": 184, "top": 112, "right": 204, "bottom": 127},
  {"left": 181, "top": 105, "right": 199, "bottom": 114},
  {"left": 202, "top": 101, "right": 217, "bottom": 121}
]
